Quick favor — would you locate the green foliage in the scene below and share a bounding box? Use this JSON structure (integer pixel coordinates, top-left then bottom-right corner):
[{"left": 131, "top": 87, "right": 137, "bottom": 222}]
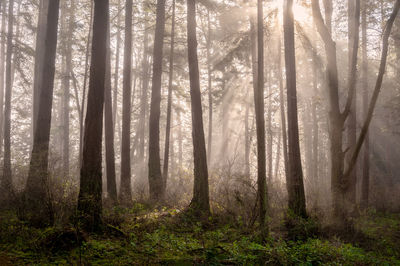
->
[
  {"left": 1, "top": 209, "right": 400, "bottom": 265},
  {"left": 284, "top": 210, "right": 320, "bottom": 241}
]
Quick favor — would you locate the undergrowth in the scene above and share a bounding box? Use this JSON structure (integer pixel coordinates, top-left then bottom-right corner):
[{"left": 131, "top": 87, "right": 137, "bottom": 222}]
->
[{"left": 0, "top": 206, "right": 399, "bottom": 265}]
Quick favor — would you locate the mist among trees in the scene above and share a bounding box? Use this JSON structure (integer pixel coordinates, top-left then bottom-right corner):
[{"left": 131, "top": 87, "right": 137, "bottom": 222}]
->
[{"left": 1, "top": 0, "right": 400, "bottom": 264}]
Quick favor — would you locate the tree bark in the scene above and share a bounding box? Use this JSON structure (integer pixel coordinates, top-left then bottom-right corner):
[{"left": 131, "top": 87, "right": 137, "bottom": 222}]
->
[
  {"left": 162, "top": 0, "right": 175, "bottom": 192},
  {"left": 0, "top": 0, "right": 6, "bottom": 156},
  {"left": 113, "top": 0, "right": 121, "bottom": 131},
  {"left": 79, "top": 2, "right": 93, "bottom": 167},
  {"left": 206, "top": 10, "right": 213, "bottom": 166},
  {"left": 148, "top": 0, "right": 166, "bottom": 202},
  {"left": 283, "top": 0, "right": 306, "bottom": 218},
  {"left": 77, "top": 0, "right": 109, "bottom": 232},
  {"left": 1, "top": 0, "right": 14, "bottom": 195},
  {"left": 254, "top": 0, "right": 268, "bottom": 231},
  {"left": 138, "top": 19, "right": 150, "bottom": 177},
  {"left": 104, "top": 13, "right": 117, "bottom": 203},
  {"left": 187, "top": 0, "right": 210, "bottom": 214},
  {"left": 277, "top": 29, "right": 289, "bottom": 182},
  {"left": 25, "top": 0, "right": 60, "bottom": 226},
  {"left": 120, "top": 0, "right": 133, "bottom": 203},
  {"left": 31, "top": 0, "right": 48, "bottom": 152},
  {"left": 344, "top": 0, "right": 360, "bottom": 209},
  {"left": 61, "top": 0, "right": 74, "bottom": 178},
  {"left": 360, "top": 0, "right": 369, "bottom": 209}
]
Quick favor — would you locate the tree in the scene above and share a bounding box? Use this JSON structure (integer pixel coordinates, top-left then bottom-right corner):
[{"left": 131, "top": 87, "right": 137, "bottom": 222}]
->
[
  {"left": 311, "top": 0, "right": 360, "bottom": 220},
  {"left": 344, "top": 0, "right": 359, "bottom": 210},
  {"left": 277, "top": 31, "right": 289, "bottom": 184},
  {"left": 254, "top": 0, "right": 268, "bottom": 232},
  {"left": 343, "top": 0, "right": 400, "bottom": 194},
  {"left": 77, "top": 0, "right": 109, "bottom": 231},
  {"left": 148, "top": 0, "right": 166, "bottom": 202},
  {"left": 1, "top": 0, "right": 14, "bottom": 196},
  {"left": 206, "top": 10, "right": 213, "bottom": 166},
  {"left": 120, "top": 0, "right": 133, "bottom": 204},
  {"left": 104, "top": 12, "right": 117, "bottom": 203},
  {"left": 137, "top": 14, "right": 150, "bottom": 178},
  {"left": 31, "top": 0, "right": 48, "bottom": 151},
  {"left": 25, "top": 0, "right": 60, "bottom": 225},
  {"left": 162, "top": 0, "right": 176, "bottom": 192},
  {"left": 187, "top": 0, "right": 210, "bottom": 214},
  {"left": 113, "top": 0, "right": 121, "bottom": 130},
  {"left": 0, "top": 0, "right": 7, "bottom": 157},
  {"left": 79, "top": 2, "right": 93, "bottom": 167},
  {"left": 61, "top": 0, "right": 74, "bottom": 178},
  {"left": 283, "top": 0, "right": 306, "bottom": 218},
  {"left": 360, "top": 0, "right": 369, "bottom": 209}
]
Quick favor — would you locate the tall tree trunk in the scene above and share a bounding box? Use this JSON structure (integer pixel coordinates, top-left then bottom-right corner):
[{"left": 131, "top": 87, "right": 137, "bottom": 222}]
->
[
  {"left": 244, "top": 86, "right": 250, "bottom": 178},
  {"left": 254, "top": 0, "right": 268, "bottom": 231},
  {"left": 344, "top": 0, "right": 359, "bottom": 210},
  {"left": 1, "top": 0, "right": 14, "bottom": 195},
  {"left": 113, "top": 0, "right": 121, "bottom": 130},
  {"left": 177, "top": 97, "right": 183, "bottom": 173},
  {"left": 31, "top": 0, "right": 48, "bottom": 152},
  {"left": 148, "top": 0, "right": 166, "bottom": 202},
  {"left": 266, "top": 70, "right": 273, "bottom": 185},
  {"left": 283, "top": 0, "right": 306, "bottom": 218},
  {"left": 25, "top": 0, "right": 60, "bottom": 226},
  {"left": 77, "top": 0, "right": 109, "bottom": 232},
  {"left": 247, "top": 12, "right": 257, "bottom": 179},
  {"left": 79, "top": 2, "right": 93, "bottom": 167},
  {"left": 61, "top": 0, "right": 74, "bottom": 178},
  {"left": 206, "top": 10, "right": 213, "bottom": 166},
  {"left": 360, "top": 0, "right": 369, "bottom": 209},
  {"left": 277, "top": 31, "right": 289, "bottom": 185},
  {"left": 311, "top": 56, "right": 319, "bottom": 202},
  {"left": 120, "top": 0, "right": 133, "bottom": 203},
  {"left": 138, "top": 18, "right": 150, "bottom": 177},
  {"left": 162, "top": 0, "right": 175, "bottom": 192},
  {"left": 187, "top": 0, "right": 210, "bottom": 214},
  {"left": 0, "top": 0, "right": 6, "bottom": 157},
  {"left": 104, "top": 14, "right": 117, "bottom": 203}
]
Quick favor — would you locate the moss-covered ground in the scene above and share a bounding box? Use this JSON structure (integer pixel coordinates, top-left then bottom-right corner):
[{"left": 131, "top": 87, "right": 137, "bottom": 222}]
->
[{"left": 1, "top": 205, "right": 399, "bottom": 265}]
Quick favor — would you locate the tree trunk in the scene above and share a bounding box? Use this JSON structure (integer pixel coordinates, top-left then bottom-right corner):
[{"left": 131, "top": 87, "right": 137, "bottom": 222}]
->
[
  {"left": 187, "top": 0, "right": 210, "bottom": 214},
  {"left": 277, "top": 29, "right": 289, "bottom": 181},
  {"left": 138, "top": 19, "right": 150, "bottom": 178},
  {"left": 148, "top": 0, "right": 166, "bottom": 202},
  {"left": 206, "top": 10, "right": 213, "bottom": 166},
  {"left": 79, "top": 2, "right": 93, "bottom": 167},
  {"left": 1, "top": 0, "right": 14, "bottom": 196},
  {"left": 0, "top": 0, "right": 7, "bottom": 156},
  {"left": 283, "top": 0, "right": 306, "bottom": 218},
  {"left": 360, "top": 0, "right": 369, "bottom": 209},
  {"left": 31, "top": 0, "right": 48, "bottom": 152},
  {"left": 344, "top": 0, "right": 359, "bottom": 210},
  {"left": 162, "top": 0, "right": 175, "bottom": 192},
  {"left": 311, "top": 56, "right": 319, "bottom": 202},
  {"left": 61, "top": 0, "right": 74, "bottom": 178},
  {"left": 25, "top": 0, "right": 60, "bottom": 226},
  {"left": 104, "top": 14, "right": 117, "bottom": 203},
  {"left": 266, "top": 70, "right": 273, "bottom": 185},
  {"left": 113, "top": 0, "right": 121, "bottom": 131},
  {"left": 254, "top": 0, "right": 268, "bottom": 231},
  {"left": 120, "top": 0, "right": 133, "bottom": 203},
  {"left": 77, "top": 0, "right": 109, "bottom": 232}
]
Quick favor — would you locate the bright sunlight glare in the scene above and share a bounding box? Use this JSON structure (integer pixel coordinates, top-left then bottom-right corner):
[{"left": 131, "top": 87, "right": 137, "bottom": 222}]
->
[{"left": 273, "top": 1, "right": 312, "bottom": 24}]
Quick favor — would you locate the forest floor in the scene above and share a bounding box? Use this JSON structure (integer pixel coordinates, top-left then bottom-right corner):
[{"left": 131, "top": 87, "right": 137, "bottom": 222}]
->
[{"left": 1, "top": 204, "right": 400, "bottom": 265}]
